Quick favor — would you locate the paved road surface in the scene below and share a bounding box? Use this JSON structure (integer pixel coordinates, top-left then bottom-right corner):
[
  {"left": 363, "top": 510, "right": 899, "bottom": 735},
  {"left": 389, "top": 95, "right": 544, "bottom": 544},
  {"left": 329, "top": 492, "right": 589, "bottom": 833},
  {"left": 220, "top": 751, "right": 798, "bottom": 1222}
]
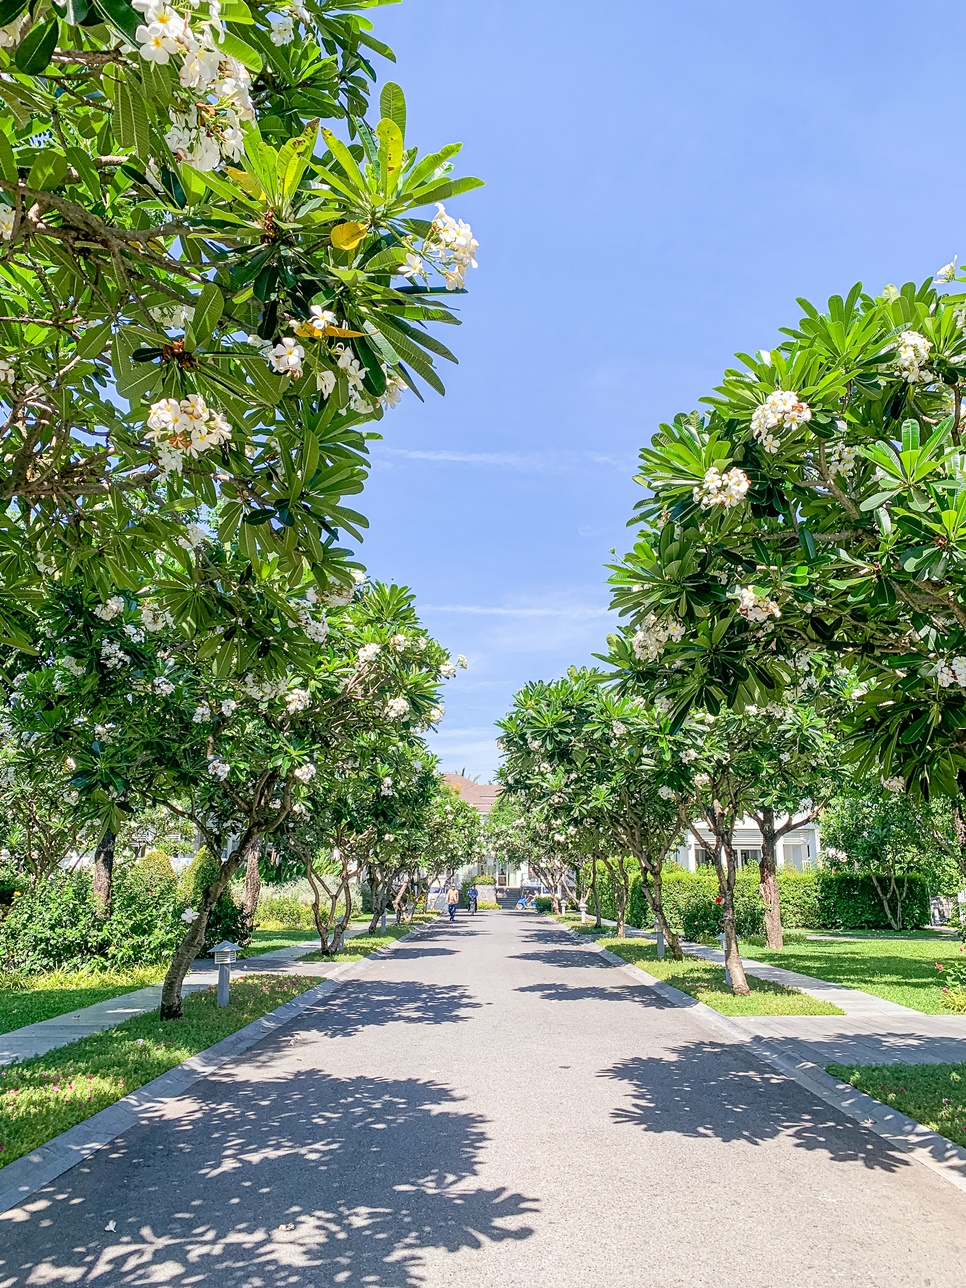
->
[{"left": 2, "top": 912, "right": 965, "bottom": 1287}]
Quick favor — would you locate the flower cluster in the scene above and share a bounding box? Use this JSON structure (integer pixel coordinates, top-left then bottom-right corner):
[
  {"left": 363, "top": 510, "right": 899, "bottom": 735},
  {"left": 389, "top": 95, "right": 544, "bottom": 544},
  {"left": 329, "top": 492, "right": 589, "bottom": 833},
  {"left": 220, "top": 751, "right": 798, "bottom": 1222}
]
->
[
  {"left": 268, "top": 338, "right": 305, "bottom": 379},
  {"left": 826, "top": 443, "right": 859, "bottom": 478},
  {"left": 693, "top": 466, "right": 749, "bottom": 510},
  {"left": 284, "top": 688, "right": 311, "bottom": 714},
  {"left": 419, "top": 204, "right": 480, "bottom": 291},
  {"left": 750, "top": 390, "right": 812, "bottom": 452},
  {"left": 938, "top": 657, "right": 966, "bottom": 688},
  {"left": 146, "top": 396, "right": 232, "bottom": 475},
  {"left": 94, "top": 596, "right": 126, "bottom": 621},
  {"left": 293, "top": 762, "right": 316, "bottom": 784},
  {"left": 631, "top": 615, "right": 685, "bottom": 664},
  {"left": 895, "top": 330, "right": 932, "bottom": 384},
  {"left": 0, "top": 210, "right": 13, "bottom": 243},
  {"left": 207, "top": 758, "right": 230, "bottom": 780},
  {"left": 882, "top": 776, "right": 905, "bottom": 793},
  {"left": 737, "top": 587, "right": 781, "bottom": 624},
  {"left": 240, "top": 675, "right": 289, "bottom": 702},
  {"left": 385, "top": 696, "right": 410, "bottom": 720},
  {"left": 357, "top": 643, "right": 381, "bottom": 666},
  {"left": 133, "top": 0, "right": 257, "bottom": 172},
  {"left": 657, "top": 785, "right": 675, "bottom": 800},
  {"left": 100, "top": 640, "right": 129, "bottom": 669},
  {"left": 141, "top": 602, "right": 174, "bottom": 632}
]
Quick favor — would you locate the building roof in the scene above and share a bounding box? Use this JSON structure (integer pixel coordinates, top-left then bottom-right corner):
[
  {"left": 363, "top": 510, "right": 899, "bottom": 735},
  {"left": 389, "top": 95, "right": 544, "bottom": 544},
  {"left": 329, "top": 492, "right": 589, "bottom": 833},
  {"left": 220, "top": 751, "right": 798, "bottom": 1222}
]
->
[{"left": 442, "top": 773, "right": 501, "bottom": 815}]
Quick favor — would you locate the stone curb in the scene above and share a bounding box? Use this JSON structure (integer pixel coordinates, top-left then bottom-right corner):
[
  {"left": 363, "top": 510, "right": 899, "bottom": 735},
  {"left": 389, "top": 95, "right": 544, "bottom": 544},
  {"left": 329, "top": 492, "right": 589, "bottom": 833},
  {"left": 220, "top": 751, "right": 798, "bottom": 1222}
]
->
[
  {"left": 0, "top": 921, "right": 435, "bottom": 1215},
  {"left": 560, "top": 922, "right": 966, "bottom": 1196}
]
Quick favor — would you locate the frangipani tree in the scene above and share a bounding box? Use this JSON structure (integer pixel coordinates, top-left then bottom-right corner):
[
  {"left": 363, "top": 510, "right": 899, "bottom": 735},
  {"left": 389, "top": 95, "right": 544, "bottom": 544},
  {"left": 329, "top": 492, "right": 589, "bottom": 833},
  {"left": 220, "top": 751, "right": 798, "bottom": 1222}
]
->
[
  {"left": 498, "top": 669, "right": 688, "bottom": 950},
  {"left": 0, "top": 0, "right": 481, "bottom": 649},
  {"left": 607, "top": 275, "right": 966, "bottom": 810},
  {"left": 3, "top": 571, "right": 462, "bottom": 1013}
]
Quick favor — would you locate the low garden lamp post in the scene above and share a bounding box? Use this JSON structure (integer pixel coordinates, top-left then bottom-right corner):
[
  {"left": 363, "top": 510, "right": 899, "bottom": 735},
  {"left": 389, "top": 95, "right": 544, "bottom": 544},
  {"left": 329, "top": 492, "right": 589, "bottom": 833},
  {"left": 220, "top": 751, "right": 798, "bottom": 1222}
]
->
[
  {"left": 655, "top": 925, "right": 665, "bottom": 959},
  {"left": 717, "top": 933, "right": 731, "bottom": 987},
  {"left": 212, "top": 941, "right": 241, "bottom": 1007}
]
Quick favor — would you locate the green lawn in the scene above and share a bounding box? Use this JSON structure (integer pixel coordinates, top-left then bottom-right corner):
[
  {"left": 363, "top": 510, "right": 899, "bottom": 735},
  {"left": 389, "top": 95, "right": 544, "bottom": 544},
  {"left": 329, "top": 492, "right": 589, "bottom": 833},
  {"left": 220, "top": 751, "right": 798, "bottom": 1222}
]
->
[
  {"left": 601, "top": 939, "right": 844, "bottom": 1016},
  {"left": 0, "top": 974, "right": 325, "bottom": 1167},
  {"left": 240, "top": 928, "right": 321, "bottom": 957},
  {"left": 302, "top": 924, "right": 414, "bottom": 963},
  {"left": 0, "top": 966, "right": 165, "bottom": 1035},
  {"left": 739, "top": 934, "right": 963, "bottom": 1014},
  {"left": 827, "top": 1060, "right": 966, "bottom": 1151}
]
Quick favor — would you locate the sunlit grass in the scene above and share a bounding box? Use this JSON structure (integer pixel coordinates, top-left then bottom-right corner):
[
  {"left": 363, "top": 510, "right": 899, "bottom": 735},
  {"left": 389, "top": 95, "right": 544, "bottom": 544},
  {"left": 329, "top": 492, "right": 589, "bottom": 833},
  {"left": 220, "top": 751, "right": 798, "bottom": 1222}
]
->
[
  {"left": 0, "top": 966, "right": 165, "bottom": 1035},
  {"left": 827, "top": 1060, "right": 966, "bottom": 1149}
]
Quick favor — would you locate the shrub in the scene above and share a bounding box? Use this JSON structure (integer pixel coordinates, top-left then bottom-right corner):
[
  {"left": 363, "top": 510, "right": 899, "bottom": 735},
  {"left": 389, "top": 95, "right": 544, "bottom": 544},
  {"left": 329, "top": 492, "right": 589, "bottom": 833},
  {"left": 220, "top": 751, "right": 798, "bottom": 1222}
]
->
[
  {"left": 534, "top": 896, "right": 553, "bottom": 913},
  {"left": 815, "top": 872, "right": 930, "bottom": 931},
  {"left": 136, "top": 849, "right": 177, "bottom": 885},
  {"left": 256, "top": 887, "right": 316, "bottom": 931},
  {"left": 475, "top": 874, "right": 497, "bottom": 886},
  {"left": 179, "top": 848, "right": 249, "bottom": 952}
]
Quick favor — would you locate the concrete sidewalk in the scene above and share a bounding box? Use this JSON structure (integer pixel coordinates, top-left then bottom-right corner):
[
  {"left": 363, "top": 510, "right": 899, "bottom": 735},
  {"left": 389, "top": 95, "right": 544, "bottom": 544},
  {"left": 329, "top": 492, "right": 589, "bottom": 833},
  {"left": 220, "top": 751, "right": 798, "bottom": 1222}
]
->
[
  {"left": 0, "top": 927, "right": 378, "bottom": 1067},
  {"left": 3, "top": 911, "right": 966, "bottom": 1288}
]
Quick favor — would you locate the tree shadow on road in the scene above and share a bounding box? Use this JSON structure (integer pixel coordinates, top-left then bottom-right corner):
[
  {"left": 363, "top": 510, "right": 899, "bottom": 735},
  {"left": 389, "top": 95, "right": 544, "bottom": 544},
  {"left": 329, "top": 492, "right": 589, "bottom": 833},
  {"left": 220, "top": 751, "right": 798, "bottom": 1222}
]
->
[
  {"left": 600, "top": 1044, "right": 913, "bottom": 1173},
  {"left": 509, "top": 948, "right": 615, "bottom": 971},
  {"left": 515, "top": 981, "right": 676, "bottom": 1009},
  {"left": 0, "top": 1071, "right": 538, "bottom": 1288},
  {"left": 292, "top": 980, "right": 482, "bottom": 1041}
]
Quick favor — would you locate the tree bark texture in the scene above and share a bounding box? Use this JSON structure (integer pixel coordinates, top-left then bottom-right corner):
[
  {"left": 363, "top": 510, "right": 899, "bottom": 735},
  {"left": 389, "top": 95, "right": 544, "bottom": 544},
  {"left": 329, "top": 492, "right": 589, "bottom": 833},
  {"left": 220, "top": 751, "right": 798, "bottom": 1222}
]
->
[
  {"left": 92, "top": 827, "right": 115, "bottom": 919},
  {"left": 717, "top": 838, "right": 751, "bottom": 995},
  {"left": 160, "top": 835, "right": 254, "bottom": 1020},
  {"left": 242, "top": 846, "right": 261, "bottom": 933},
  {"left": 756, "top": 806, "right": 783, "bottom": 950}
]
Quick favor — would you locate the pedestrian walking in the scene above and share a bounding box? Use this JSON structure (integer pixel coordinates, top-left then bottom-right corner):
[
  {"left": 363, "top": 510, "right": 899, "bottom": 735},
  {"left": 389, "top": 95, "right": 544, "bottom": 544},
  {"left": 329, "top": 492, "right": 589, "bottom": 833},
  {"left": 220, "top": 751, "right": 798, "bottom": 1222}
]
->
[
  {"left": 468, "top": 883, "right": 479, "bottom": 914},
  {"left": 446, "top": 884, "right": 459, "bottom": 921}
]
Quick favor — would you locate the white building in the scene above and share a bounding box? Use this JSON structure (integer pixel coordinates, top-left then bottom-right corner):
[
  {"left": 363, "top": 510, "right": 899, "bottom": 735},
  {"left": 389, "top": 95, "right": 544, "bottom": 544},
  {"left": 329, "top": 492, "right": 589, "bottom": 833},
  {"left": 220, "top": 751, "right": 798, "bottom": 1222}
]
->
[{"left": 672, "top": 815, "right": 821, "bottom": 873}]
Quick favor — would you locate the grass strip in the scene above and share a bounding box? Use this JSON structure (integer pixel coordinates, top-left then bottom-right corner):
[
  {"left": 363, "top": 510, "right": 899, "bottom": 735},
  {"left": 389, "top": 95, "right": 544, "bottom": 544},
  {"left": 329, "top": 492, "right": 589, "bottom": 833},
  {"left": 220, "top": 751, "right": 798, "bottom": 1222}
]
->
[
  {"left": 826, "top": 1060, "right": 966, "bottom": 1151},
  {"left": 737, "top": 936, "right": 964, "bottom": 1014},
  {"left": 302, "top": 924, "right": 415, "bottom": 963},
  {"left": 240, "top": 928, "right": 321, "bottom": 958},
  {"left": 0, "top": 973, "right": 324, "bottom": 1168},
  {"left": 600, "top": 939, "right": 844, "bottom": 1016},
  {"left": 0, "top": 967, "right": 166, "bottom": 1035}
]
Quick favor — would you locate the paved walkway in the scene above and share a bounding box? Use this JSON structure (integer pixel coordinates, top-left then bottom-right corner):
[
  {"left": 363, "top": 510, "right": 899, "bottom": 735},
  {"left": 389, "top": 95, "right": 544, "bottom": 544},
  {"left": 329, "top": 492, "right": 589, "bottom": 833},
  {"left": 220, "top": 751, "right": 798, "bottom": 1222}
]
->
[
  {"left": 0, "top": 930, "right": 374, "bottom": 1067},
  {"left": 3, "top": 911, "right": 966, "bottom": 1287}
]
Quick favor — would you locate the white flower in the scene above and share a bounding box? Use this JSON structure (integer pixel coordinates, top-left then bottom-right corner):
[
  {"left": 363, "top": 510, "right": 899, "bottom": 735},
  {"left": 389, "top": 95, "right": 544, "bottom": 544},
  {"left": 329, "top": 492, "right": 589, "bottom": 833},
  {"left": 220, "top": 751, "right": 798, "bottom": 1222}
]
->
[
  {"left": 935, "top": 257, "right": 958, "bottom": 284},
  {"left": 220, "top": 698, "right": 237, "bottom": 715},
  {"left": 141, "top": 602, "right": 173, "bottom": 632},
  {"left": 94, "top": 596, "right": 126, "bottom": 621},
  {"left": 192, "top": 705, "right": 211, "bottom": 723},
  {"left": 179, "top": 521, "right": 207, "bottom": 549},
  {"left": 284, "top": 688, "right": 311, "bottom": 713},
  {"left": 456, "top": 654, "right": 468, "bottom": 669},
  {"left": 269, "top": 337, "right": 304, "bottom": 377},
  {"left": 938, "top": 656, "right": 966, "bottom": 688},
  {"left": 737, "top": 587, "right": 781, "bottom": 624},
  {"left": 0, "top": 208, "right": 14, "bottom": 241},
  {"left": 207, "top": 758, "right": 230, "bottom": 780},
  {"left": 882, "top": 775, "right": 905, "bottom": 793},
  {"left": 385, "top": 696, "right": 410, "bottom": 719},
  {"left": 428, "top": 204, "right": 479, "bottom": 290},
  {"left": 357, "top": 643, "right": 381, "bottom": 665},
  {"left": 64, "top": 756, "right": 76, "bottom": 773},
  {"left": 750, "top": 390, "right": 812, "bottom": 451},
  {"left": 380, "top": 776, "right": 393, "bottom": 796},
  {"left": 325, "top": 583, "right": 353, "bottom": 607},
  {"left": 298, "top": 610, "right": 328, "bottom": 643},
  {"left": 152, "top": 676, "right": 175, "bottom": 696},
  {"left": 136, "top": 22, "right": 179, "bottom": 63},
  {"left": 427, "top": 705, "right": 445, "bottom": 724},
  {"left": 62, "top": 656, "right": 85, "bottom": 676},
  {"left": 181, "top": 907, "right": 200, "bottom": 924},
  {"left": 895, "top": 330, "right": 931, "bottom": 384},
  {"left": 100, "top": 640, "right": 128, "bottom": 669},
  {"left": 827, "top": 443, "right": 859, "bottom": 478},
  {"left": 693, "top": 772, "right": 711, "bottom": 787},
  {"left": 123, "top": 624, "right": 145, "bottom": 643},
  {"left": 390, "top": 633, "right": 407, "bottom": 651},
  {"left": 351, "top": 569, "right": 366, "bottom": 585},
  {"left": 269, "top": 13, "right": 294, "bottom": 43},
  {"left": 657, "top": 785, "right": 674, "bottom": 800},
  {"left": 293, "top": 762, "right": 317, "bottom": 783},
  {"left": 399, "top": 253, "right": 424, "bottom": 279},
  {"left": 611, "top": 720, "right": 626, "bottom": 738},
  {"left": 694, "top": 466, "right": 750, "bottom": 509},
  {"left": 440, "top": 662, "right": 457, "bottom": 679},
  {"left": 296, "top": 305, "right": 338, "bottom": 338},
  {"left": 631, "top": 615, "right": 684, "bottom": 664}
]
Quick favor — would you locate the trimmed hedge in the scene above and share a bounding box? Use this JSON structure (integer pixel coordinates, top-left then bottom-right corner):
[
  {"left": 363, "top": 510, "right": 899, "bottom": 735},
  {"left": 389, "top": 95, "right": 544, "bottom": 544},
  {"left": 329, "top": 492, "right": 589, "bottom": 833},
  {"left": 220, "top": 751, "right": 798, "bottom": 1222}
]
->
[{"left": 589, "top": 863, "right": 930, "bottom": 936}]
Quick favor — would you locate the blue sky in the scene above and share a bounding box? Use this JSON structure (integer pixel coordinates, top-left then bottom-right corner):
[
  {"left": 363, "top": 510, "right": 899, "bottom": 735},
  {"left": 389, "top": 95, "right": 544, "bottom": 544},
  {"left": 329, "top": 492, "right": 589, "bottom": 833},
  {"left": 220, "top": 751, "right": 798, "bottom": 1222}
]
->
[{"left": 358, "top": 0, "right": 966, "bottom": 781}]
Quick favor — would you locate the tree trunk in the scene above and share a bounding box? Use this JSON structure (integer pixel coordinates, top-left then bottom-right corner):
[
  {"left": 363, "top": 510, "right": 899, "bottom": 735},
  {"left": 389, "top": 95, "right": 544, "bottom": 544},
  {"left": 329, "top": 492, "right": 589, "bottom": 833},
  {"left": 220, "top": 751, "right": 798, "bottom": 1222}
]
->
[
  {"left": 242, "top": 846, "right": 261, "bottom": 933},
  {"left": 638, "top": 867, "right": 684, "bottom": 960},
  {"left": 92, "top": 827, "right": 115, "bottom": 919},
  {"left": 160, "top": 835, "right": 254, "bottom": 1020},
  {"left": 756, "top": 806, "right": 783, "bottom": 951},
  {"left": 716, "top": 839, "right": 751, "bottom": 995},
  {"left": 590, "top": 860, "right": 602, "bottom": 928},
  {"left": 869, "top": 871, "right": 901, "bottom": 931},
  {"left": 954, "top": 773, "right": 966, "bottom": 883}
]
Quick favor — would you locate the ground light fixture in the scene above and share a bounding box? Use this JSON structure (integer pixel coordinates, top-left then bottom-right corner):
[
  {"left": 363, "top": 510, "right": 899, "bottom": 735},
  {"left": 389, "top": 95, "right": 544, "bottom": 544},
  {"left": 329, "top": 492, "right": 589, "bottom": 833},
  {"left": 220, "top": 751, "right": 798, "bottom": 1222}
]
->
[{"left": 211, "top": 940, "right": 241, "bottom": 1007}]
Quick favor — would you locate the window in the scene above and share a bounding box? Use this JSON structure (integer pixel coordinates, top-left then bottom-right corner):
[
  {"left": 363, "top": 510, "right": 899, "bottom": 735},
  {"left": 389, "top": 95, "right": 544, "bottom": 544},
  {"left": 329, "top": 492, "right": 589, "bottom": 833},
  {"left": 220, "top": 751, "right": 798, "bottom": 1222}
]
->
[
  {"left": 740, "top": 848, "right": 761, "bottom": 866},
  {"left": 695, "top": 847, "right": 712, "bottom": 866},
  {"left": 783, "top": 842, "right": 806, "bottom": 870}
]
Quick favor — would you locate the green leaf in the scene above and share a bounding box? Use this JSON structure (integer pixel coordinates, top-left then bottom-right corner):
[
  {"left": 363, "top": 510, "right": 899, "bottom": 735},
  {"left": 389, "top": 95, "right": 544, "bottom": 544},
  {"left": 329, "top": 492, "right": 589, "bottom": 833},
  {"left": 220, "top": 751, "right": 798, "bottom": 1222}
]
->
[
  {"left": 76, "top": 321, "right": 112, "bottom": 360},
  {"left": 26, "top": 151, "right": 68, "bottom": 191},
  {"left": 89, "top": 0, "right": 140, "bottom": 40},
  {"left": 0, "top": 129, "right": 17, "bottom": 185},
  {"left": 219, "top": 30, "right": 262, "bottom": 72},
  {"left": 0, "top": 0, "right": 29, "bottom": 25},
  {"left": 14, "top": 17, "right": 58, "bottom": 73},
  {"left": 379, "top": 81, "right": 406, "bottom": 137},
  {"left": 219, "top": 0, "right": 253, "bottom": 19},
  {"left": 114, "top": 75, "right": 151, "bottom": 159},
  {"left": 376, "top": 118, "right": 403, "bottom": 197},
  {"left": 186, "top": 282, "right": 223, "bottom": 350}
]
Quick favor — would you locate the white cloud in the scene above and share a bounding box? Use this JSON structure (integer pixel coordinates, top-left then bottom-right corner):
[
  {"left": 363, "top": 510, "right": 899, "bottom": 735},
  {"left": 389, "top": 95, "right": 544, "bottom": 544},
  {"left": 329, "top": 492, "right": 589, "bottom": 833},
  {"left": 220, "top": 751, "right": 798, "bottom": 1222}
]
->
[{"left": 384, "top": 448, "right": 634, "bottom": 473}]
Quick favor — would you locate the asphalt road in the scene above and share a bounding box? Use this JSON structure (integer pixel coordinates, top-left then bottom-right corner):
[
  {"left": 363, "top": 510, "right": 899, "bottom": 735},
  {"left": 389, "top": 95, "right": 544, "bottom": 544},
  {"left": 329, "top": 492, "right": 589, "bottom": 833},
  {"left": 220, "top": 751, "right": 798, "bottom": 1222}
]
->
[{"left": 2, "top": 911, "right": 965, "bottom": 1287}]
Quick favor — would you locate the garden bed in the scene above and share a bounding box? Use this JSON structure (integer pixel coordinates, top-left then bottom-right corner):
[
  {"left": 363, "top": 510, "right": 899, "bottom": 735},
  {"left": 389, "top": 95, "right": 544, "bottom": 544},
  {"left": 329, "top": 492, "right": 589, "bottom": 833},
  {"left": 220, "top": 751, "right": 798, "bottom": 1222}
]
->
[
  {"left": 600, "top": 940, "right": 844, "bottom": 1017},
  {"left": 0, "top": 966, "right": 165, "bottom": 1035},
  {"left": 0, "top": 974, "right": 325, "bottom": 1168},
  {"left": 826, "top": 1060, "right": 966, "bottom": 1150}
]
